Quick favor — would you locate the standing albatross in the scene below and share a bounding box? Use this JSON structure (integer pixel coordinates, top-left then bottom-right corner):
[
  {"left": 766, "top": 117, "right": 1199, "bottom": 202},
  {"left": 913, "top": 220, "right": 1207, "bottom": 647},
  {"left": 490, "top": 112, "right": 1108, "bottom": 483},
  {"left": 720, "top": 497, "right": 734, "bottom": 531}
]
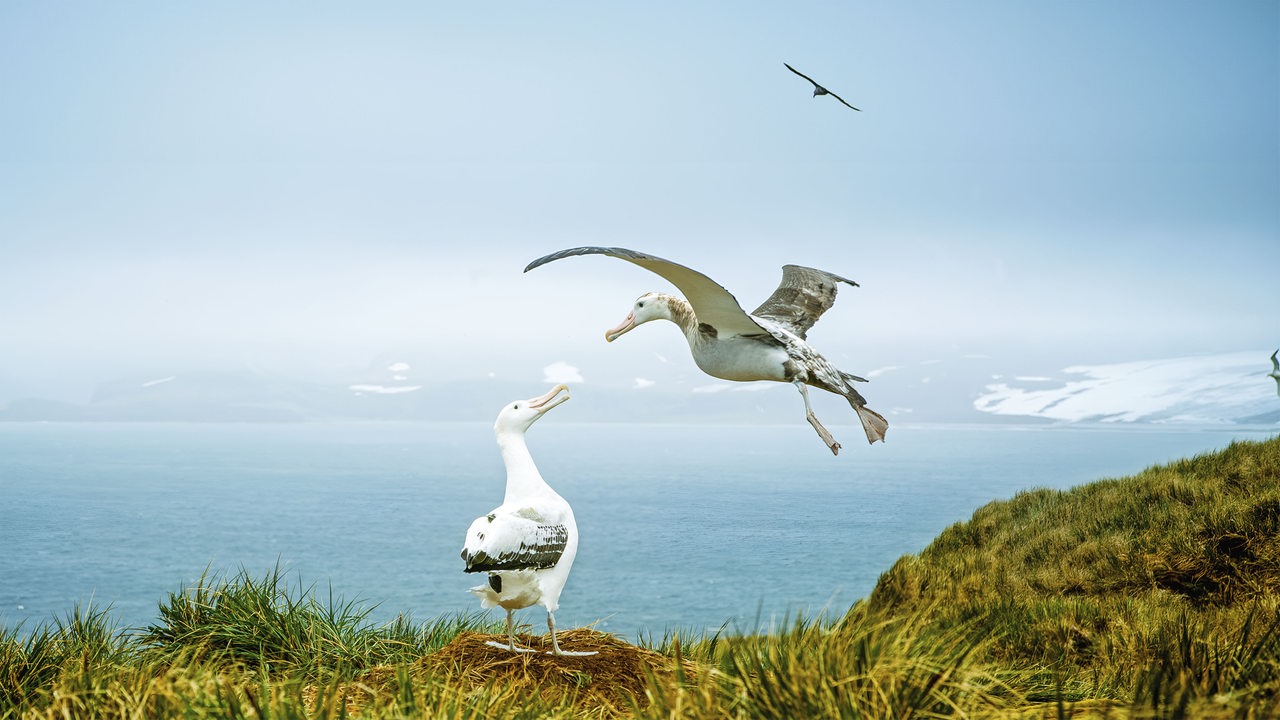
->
[
  {"left": 525, "top": 247, "right": 888, "bottom": 454},
  {"left": 460, "top": 384, "right": 594, "bottom": 656}
]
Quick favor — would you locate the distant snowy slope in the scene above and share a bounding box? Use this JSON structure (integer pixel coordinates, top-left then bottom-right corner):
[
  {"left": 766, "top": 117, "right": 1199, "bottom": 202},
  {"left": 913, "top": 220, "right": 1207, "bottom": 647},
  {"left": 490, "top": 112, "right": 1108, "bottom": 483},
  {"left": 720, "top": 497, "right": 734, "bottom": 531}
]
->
[{"left": 974, "top": 352, "right": 1280, "bottom": 424}]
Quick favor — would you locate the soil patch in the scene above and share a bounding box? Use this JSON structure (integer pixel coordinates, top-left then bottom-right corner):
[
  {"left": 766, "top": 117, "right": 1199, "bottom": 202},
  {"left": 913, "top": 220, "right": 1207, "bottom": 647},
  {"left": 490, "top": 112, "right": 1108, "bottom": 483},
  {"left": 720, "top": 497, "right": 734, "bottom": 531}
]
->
[{"left": 422, "top": 628, "right": 691, "bottom": 711}]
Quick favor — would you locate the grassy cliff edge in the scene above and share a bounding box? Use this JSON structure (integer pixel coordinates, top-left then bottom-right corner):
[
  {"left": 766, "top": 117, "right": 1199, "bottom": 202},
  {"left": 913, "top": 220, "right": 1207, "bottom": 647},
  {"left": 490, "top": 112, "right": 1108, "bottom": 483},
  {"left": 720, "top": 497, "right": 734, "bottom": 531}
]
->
[{"left": 867, "top": 434, "right": 1280, "bottom": 713}]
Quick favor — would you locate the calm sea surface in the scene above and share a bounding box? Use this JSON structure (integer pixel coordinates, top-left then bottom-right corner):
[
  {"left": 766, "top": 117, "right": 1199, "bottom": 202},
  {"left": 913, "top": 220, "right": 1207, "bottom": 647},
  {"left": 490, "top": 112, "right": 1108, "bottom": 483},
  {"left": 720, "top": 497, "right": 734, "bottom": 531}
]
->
[{"left": 1, "top": 421, "right": 1275, "bottom": 640}]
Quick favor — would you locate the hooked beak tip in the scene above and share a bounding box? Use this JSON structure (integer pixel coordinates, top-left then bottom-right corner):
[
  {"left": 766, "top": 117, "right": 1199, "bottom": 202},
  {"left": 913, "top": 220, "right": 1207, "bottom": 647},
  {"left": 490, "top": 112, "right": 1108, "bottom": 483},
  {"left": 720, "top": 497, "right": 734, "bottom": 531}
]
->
[
  {"left": 528, "top": 384, "right": 571, "bottom": 412},
  {"left": 605, "top": 314, "right": 634, "bottom": 343}
]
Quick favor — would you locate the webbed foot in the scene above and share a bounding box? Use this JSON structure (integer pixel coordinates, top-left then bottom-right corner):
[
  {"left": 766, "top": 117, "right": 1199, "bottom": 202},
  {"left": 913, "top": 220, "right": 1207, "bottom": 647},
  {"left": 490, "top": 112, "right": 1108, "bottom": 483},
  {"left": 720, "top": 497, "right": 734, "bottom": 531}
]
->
[{"left": 485, "top": 640, "right": 535, "bottom": 653}]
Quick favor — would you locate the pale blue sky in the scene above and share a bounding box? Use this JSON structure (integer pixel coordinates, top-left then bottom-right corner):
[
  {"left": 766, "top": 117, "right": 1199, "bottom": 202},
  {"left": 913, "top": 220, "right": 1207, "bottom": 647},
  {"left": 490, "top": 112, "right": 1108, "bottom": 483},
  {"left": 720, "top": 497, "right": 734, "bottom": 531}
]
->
[{"left": 1, "top": 1, "right": 1276, "bottom": 402}]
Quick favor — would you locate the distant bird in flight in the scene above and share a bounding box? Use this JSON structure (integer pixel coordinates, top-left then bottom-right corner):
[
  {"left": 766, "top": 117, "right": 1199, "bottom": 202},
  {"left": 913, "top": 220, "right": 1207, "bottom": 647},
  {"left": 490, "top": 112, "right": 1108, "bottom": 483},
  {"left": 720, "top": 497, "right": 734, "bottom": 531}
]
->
[
  {"left": 784, "top": 63, "right": 860, "bottom": 111},
  {"left": 1269, "top": 350, "right": 1280, "bottom": 397},
  {"left": 525, "top": 247, "right": 888, "bottom": 455}
]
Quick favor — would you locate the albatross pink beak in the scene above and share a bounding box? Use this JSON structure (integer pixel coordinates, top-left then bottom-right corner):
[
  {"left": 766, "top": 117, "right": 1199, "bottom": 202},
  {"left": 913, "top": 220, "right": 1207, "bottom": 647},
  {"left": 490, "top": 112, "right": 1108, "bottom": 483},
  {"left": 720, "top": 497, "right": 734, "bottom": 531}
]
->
[
  {"left": 526, "top": 384, "right": 570, "bottom": 413},
  {"left": 605, "top": 312, "right": 636, "bottom": 343}
]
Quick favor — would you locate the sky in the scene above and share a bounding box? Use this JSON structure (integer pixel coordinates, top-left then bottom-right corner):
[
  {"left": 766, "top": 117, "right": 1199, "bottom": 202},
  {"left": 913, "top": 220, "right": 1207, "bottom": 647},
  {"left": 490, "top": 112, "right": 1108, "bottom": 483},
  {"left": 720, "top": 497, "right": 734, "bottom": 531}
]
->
[{"left": 1, "top": 1, "right": 1277, "bottom": 406}]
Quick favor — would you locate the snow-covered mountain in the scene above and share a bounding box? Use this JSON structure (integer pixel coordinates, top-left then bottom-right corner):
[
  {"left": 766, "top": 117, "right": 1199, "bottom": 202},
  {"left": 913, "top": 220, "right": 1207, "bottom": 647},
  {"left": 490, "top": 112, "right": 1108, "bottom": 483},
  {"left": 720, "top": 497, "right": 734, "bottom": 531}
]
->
[{"left": 974, "top": 351, "right": 1280, "bottom": 425}]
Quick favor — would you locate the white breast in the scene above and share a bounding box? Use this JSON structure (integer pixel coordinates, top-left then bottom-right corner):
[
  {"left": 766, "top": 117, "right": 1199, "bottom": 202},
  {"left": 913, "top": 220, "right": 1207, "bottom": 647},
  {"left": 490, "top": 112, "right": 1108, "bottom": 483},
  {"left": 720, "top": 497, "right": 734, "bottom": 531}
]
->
[{"left": 691, "top": 335, "right": 790, "bottom": 382}]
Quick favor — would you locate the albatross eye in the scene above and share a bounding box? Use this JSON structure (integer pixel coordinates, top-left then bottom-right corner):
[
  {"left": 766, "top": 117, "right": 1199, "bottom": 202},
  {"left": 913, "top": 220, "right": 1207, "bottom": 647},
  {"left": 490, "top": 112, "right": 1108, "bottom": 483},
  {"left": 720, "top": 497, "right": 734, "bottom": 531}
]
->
[
  {"left": 512, "top": 404, "right": 519, "bottom": 410},
  {"left": 637, "top": 301, "right": 645, "bottom": 308}
]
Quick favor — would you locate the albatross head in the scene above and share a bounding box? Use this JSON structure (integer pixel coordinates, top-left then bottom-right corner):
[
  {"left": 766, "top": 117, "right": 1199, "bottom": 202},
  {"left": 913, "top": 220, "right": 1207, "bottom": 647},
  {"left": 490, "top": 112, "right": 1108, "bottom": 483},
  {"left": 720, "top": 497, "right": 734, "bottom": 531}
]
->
[
  {"left": 494, "top": 384, "right": 571, "bottom": 435},
  {"left": 606, "top": 292, "right": 675, "bottom": 342}
]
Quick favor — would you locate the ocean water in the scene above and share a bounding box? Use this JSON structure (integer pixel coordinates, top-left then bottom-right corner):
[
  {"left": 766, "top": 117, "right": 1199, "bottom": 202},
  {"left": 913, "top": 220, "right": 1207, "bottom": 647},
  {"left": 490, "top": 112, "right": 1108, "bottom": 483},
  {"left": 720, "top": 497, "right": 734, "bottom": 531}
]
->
[{"left": 1, "top": 421, "right": 1274, "bottom": 640}]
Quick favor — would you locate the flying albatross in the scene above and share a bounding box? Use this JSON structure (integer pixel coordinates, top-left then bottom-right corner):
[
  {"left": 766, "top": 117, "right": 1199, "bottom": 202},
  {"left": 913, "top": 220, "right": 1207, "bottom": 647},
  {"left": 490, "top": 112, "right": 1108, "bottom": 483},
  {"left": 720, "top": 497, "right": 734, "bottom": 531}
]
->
[
  {"left": 1269, "top": 350, "right": 1280, "bottom": 397},
  {"left": 460, "top": 384, "right": 595, "bottom": 656},
  {"left": 784, "top": 63, "right": 860, "bottom": 111},
  {"left": 524, "top": 247, "right": 888, "bottom": 455}
]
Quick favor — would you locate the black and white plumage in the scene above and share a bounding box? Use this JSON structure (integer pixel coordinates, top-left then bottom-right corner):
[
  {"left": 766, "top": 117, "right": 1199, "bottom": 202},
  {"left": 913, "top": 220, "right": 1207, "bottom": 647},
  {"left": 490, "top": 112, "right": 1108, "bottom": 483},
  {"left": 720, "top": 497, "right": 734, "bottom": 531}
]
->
[
  {"left": 784, "top": 63, "right": 861, "bottom": 111},
  {"left": 524, "top": 247, "right": 888, "bottom": 455},
  {"left": 1269, "top": 350, "right": 1280, "bottom": 397},
  {"left": 460, "top": 384, "right": 594, "bottom": 656}
]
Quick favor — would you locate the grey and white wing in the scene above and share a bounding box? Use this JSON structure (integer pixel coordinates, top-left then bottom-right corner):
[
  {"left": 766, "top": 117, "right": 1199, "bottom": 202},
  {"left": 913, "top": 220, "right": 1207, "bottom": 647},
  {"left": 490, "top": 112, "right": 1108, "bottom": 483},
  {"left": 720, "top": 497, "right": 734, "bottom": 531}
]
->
[
  {"left": 750, "top": 264, "right": 859, "bottom": 340},
  {"left": 525, "top": 246, "right": 769, "bottom": 338},
  {"left": 461, "top": 513, "right": 568, "bottom": 573}
]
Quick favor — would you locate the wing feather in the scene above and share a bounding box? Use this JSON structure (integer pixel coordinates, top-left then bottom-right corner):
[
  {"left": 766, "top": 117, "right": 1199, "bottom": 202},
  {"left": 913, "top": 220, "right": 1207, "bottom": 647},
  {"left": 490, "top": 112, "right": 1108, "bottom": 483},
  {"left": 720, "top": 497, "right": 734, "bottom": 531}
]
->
[
  {"left": 461, "top": 513, "right": 567, "bottom": 573},
  {"left": 750, "top": 265, "right": 858, "bottom": 340},
  {"left": 525, "top": 246, "right": 768, "bottom": 338},
  {"left": 827, "top": 90, "right": 861, "bottom": 111},
  {"left": 784, "top": 62, "right": 820, "bottom": 88}
]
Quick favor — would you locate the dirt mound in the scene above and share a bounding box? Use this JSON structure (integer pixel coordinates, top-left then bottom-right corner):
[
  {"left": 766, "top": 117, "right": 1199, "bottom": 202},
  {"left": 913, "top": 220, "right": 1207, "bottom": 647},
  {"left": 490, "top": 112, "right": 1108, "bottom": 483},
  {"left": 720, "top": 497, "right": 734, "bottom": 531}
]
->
[{"left": 422, "top": 628, "right": 689, "bottom": 711}]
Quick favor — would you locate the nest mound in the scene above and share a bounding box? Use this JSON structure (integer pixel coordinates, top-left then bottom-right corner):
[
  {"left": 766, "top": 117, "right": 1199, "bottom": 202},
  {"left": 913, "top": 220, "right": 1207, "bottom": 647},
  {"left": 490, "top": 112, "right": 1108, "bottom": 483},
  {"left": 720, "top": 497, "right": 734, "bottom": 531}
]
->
[{"left": 422, "top": 628, "right": 687, "bottom": 710}]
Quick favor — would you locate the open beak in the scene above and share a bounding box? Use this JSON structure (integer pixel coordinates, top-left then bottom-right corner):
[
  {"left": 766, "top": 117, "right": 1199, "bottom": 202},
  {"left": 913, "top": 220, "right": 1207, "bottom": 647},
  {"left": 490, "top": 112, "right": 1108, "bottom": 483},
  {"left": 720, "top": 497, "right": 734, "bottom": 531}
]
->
[
  {"left": 605, "top": 312, "right": 636, "bottom": 343},
  {"left": 527, "top": 384, "right": 570, "bottom": 413}
]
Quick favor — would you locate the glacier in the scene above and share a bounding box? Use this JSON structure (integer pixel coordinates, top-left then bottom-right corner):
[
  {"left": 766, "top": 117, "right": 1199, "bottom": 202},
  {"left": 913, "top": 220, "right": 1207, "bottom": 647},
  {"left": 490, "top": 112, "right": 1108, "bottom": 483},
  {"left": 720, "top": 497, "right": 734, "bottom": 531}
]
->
[{"left": 974, "top": 351, "right": 1280, "bottom": 424}]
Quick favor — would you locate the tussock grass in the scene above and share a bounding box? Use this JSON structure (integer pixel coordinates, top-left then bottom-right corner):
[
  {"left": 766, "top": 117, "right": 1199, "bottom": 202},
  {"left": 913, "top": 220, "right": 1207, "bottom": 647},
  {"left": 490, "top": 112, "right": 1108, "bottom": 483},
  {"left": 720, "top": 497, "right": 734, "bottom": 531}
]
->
[
  {"left": 875, "top": 437, "right": 1280, "bottom": 612},
  {"left": 639, "top": 608, "right": 1009, "bottom": 719},
  {"left": 2, "top": 435, "right": 1278, "bottom": 718},
  {"left": 870, "top": 434, "right": 1280, "bottom": 717},
  {"left": 139, "top": 565, "right": 494, "bottom": 677},
  {"left": 0, "top": 603, "right": 131, "bottom": 711}
]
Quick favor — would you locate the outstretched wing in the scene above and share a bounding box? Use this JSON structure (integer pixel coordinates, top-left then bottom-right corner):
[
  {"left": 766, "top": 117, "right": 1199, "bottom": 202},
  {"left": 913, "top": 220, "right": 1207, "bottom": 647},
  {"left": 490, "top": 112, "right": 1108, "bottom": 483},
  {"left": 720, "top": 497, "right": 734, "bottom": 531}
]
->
[
  {"left": 750, "top": 264, "right": 858, "bottom": 340},
  {"left": 826, "top": 90, "right": 861, "bottom": 111},
  {"left": 1272, "top": 350, "right": 1279, "bottom": 373},
  {"left": 783, "top": 62, "right": 820, "bottom": 89},
  {"left": 461, "top": 512, "right": 568, "bottom": 573},
  {"left": 525, "top": 246, "right": 769, "bottom": 338}
]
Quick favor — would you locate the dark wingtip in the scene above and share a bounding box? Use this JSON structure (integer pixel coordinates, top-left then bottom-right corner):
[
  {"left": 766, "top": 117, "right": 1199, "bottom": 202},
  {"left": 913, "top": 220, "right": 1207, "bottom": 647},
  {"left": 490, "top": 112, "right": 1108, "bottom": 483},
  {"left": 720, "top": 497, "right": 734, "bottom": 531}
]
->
[
  {"left": 523, "top": 251, "right": 570, "bottom": 273},
  {"left": 525, "top": 246, "right": 648, "bottom": 274}
]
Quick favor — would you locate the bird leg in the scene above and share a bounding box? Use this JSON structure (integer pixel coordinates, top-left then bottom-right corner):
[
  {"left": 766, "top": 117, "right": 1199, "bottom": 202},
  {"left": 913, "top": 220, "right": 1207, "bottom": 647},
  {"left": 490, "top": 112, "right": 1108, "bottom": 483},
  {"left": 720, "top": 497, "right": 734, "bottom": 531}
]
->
[
  {"left": 485, "top": 608, "right": 535, "bottom": 652},
  {"left": 794, "top": 380, "right": 841, "bottom": 455},
  {"left": 544, "top": 610, "right": 597, "bottom": 657},
  {"left": 548, "top": 611, "right": 562, "bottom": 655}
]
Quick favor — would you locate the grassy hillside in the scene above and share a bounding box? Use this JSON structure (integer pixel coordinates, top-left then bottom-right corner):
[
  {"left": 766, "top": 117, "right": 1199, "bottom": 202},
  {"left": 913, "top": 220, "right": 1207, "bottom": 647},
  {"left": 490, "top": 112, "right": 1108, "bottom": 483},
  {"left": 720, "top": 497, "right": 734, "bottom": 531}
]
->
[
  {"left": 874, "top": 435, "right": 1280, "bottom": 611},
  {"left": 2, "top": 435, "right": 1278, "bottom": 719},
  {"left": 869, "top": 434, "right": 1280, "bottom": 712}
]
